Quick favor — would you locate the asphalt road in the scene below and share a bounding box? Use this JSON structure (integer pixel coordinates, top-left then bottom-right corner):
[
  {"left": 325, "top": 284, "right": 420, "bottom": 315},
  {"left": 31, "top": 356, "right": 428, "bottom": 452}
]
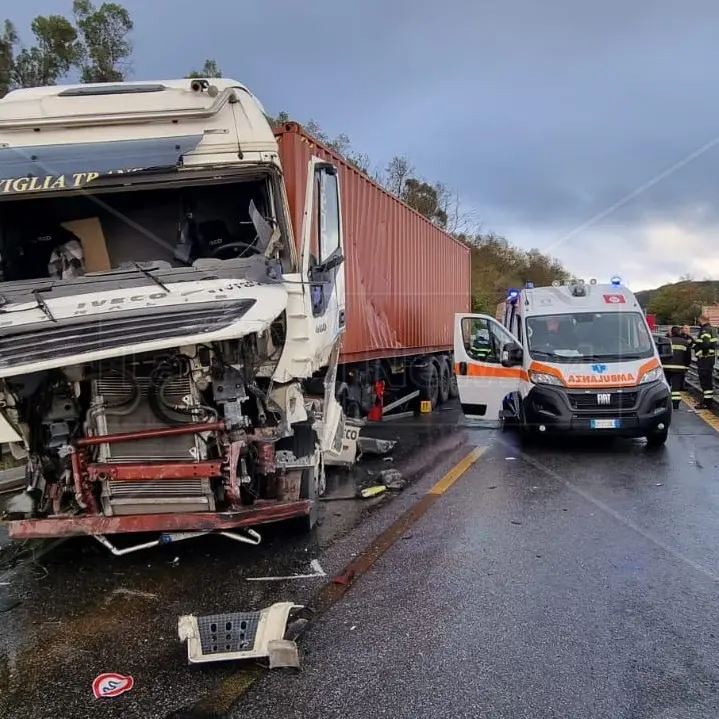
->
[
  {"left": 0, "top": 407, "right": 466, "bottom": 719},
  {"left": 4, "top": 402, "right": 719, "bottom": 718},
  {"left": 225, "top": 403, "right": 719, "bottom": 719}
]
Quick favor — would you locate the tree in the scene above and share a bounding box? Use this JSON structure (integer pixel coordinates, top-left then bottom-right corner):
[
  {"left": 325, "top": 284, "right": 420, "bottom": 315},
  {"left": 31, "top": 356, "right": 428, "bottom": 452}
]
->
[
  {"left": 346, "top": 151, "right": 371, "bottom": 174},
  {"left": 186, "top": 58, "right": 222, "bottom": 78},
  {"left": 0, "top": 20, "right": 17, "bottom": 97},
  {"left": 401, "top": 178, "right": 448, "bottom": 226},
  {"left": 467, "top": 233, "right": 570, "bottom": 314},
  {"left": 647, "top": 280, "right": 719, "bottom": 324},
  {"left": 383, "top": 155, "right": 414, "bottom": 196},
  {"left": 11, "top": 15, "right": 83, "bottom": 88},
  {"left": 73, "top": 0, "right": 133, "bottom": 83}
]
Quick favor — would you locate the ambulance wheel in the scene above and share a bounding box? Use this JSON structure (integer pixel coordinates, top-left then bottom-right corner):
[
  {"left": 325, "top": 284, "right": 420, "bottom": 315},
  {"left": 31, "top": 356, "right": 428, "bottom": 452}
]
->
[
  {"left": 518, "top": 404, "right": 535, "bottom": 445},
  {"left": 437, "top": 357, "right": 451, "bottom": 404},
  {"left": 646, "top": 428, "right": 669, "bottom": 448}
]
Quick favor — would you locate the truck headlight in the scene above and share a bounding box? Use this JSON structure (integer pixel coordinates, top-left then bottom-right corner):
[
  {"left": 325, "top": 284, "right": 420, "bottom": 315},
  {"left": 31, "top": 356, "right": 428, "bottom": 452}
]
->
[
  {"left": 639, "top": 367, "right": 663, "bottom": 384},
  {"left": 529, "top": 370, "right": 564, "bottom": 386}
]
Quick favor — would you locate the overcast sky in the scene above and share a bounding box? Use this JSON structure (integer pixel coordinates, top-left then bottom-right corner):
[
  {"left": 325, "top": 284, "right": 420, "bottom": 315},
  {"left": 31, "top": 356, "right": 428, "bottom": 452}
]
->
[{"left": 9, "top": 0, "right": 719, "bottom": 290}]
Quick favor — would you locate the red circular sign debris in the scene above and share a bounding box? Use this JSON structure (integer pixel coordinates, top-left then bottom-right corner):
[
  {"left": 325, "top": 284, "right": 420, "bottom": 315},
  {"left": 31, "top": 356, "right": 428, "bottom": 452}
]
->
[{"left": 92, "top": 673, "right": 134, "bottom": 699}]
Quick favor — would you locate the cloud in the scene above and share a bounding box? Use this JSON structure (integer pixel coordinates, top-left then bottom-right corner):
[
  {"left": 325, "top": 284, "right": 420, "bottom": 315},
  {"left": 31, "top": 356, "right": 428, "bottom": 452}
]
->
[{"left": 8, "top": 0, "right": 719, "bottom": 289}]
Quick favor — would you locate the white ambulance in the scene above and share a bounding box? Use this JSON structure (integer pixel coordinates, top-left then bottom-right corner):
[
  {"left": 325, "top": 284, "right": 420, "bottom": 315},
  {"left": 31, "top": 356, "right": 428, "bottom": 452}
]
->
[{"left": 453, "top": 278, "right": 673, "bottom": 446}]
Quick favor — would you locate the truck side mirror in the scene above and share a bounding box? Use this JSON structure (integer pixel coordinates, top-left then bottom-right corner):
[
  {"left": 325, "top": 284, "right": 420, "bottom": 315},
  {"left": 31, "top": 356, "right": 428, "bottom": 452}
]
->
[
  {"left": 311, "top": 247, "right": 345, "bottom": 275},
  {"left": 501, "top": 341, "right": 523, "bottom": 367}
]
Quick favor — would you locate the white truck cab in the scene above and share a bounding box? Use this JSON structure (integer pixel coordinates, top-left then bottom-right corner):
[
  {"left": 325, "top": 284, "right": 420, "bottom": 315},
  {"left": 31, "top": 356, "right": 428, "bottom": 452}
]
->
[
  {"left": 0, "top": 78, "right": 347, "bottom": 551},
  {"left": 454, "top": 278, "right": 673, "bottom": 446}
]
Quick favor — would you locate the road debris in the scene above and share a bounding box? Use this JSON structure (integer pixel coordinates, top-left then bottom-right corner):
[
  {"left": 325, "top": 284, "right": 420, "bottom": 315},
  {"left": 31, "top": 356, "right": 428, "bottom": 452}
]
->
[
  {"left": 377, "top": 469, "right": 406, "bottom": 491},
  {"left": 245, "top": 560, "right": 326, "bottom": 582},
  {"left": 178, "top": 601, "right": 304, "bottom": 665},
  {"left": 92, "top": 673, "right": 134, "bottom": 699},
  {"left": 360, "top": 485, "right": 387, "bottom": 499},
  {"left": 268, "top": 639, "right": 300, "bottom": 669},
  {"left": 106, "top": 587, "right": 158, "bottom": 603},
  {"left": 358, "top": 437, "right": 397, "bottom": 456}
]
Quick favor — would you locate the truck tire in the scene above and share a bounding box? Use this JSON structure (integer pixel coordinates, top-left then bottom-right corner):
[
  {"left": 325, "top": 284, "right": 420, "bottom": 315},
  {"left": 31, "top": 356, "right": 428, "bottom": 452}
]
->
[
  {"left": 290, "top": 467, "right": 319, "bottom": 534},
  {"left": 419, "top": 361, "right": 440, "bottom": 409},
  {"left": 438, "top": 356, "right": 451, "bottom": 405}
]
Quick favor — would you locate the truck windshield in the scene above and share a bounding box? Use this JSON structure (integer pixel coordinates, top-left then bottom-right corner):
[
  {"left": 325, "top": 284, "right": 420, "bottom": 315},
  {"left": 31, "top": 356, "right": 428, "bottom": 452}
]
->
[{"left": 526, "top": 311, "right": 655, "bottom": 363}]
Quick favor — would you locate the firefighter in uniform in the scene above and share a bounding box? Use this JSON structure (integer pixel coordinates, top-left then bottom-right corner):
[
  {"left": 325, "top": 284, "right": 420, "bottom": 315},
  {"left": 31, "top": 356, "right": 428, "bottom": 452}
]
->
[
  {"left": 695, "top": 315, "right": 717, "bottom": 410},
  {"left": 662, "top": 326, "right": 692, "bottom": 409}
]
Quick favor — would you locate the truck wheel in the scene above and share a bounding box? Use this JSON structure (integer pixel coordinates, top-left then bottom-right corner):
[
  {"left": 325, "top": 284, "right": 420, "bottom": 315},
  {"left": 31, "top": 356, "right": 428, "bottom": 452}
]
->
[
  {"left": 290, "top": 467, "right": 319, "bottom": 534},
  {"left": 437, "top": 356, "right": 451, "bottom": 404},
  {"left": 420, "top": 361, "right": 440, "bottom": 409}
]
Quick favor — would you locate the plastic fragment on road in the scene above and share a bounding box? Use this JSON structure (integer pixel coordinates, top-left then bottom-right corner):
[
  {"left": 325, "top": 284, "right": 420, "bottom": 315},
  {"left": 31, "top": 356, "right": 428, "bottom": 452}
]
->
[
  {"left": 177, "top": 601, "right": 303, "bottom": 665},
  {"left": 267, "top": 639, "right": 300, "bottom": 669},
  {"left": 92, "top": 673, "right": 134, "bottom": 699},
  {"left": 360, "top": 485, "right": 387, "bottom": 499}
]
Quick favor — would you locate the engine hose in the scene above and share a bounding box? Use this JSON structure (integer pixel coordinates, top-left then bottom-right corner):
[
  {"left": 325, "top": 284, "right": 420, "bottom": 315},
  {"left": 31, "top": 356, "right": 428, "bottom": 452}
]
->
[
  {"left": 159, "top": 380, "right": 218, "bottom": 423},
  {"left": 90, "top": 367, "right": 142, "bottom": 412},
  {"left": 147, "top": 378, "right": 188, "bottom": 426}
]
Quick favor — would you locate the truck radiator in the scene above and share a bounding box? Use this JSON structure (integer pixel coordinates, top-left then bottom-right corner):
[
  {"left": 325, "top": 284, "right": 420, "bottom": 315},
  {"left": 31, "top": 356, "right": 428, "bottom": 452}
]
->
[{"left": 91, "top": 372, "right": 216, "bottom": 516}]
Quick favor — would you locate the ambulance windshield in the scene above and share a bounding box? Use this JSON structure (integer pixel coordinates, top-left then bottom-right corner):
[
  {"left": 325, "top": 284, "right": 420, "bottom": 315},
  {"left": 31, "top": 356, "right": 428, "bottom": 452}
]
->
[{"left": 525, "top": 311, "right": 655, "bottom": 363}]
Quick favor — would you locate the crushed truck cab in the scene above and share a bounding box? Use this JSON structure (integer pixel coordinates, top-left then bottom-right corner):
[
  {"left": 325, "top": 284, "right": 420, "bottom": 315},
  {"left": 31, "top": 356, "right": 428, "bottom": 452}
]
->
[
  {"left": 0, "top": 78, "right": 348, "bottom": 552},
  {"left": 454, "top": 279, "right": 672, "bottom": 446}
]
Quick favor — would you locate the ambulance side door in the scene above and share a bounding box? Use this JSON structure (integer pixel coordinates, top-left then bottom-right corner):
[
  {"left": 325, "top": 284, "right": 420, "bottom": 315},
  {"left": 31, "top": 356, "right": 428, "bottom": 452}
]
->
[{"left": 453, "top": 313, "right": 524, "bottom": 421}]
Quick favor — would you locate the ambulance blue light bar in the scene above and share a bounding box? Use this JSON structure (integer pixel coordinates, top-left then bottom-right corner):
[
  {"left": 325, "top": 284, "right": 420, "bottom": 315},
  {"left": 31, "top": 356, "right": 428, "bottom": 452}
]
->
[
  {"left": 611, "top": 275, "right": 622, "bottom": 286},
  {"left": 525, "top": 282, "right": 534, "bottom": 289},
  {"left": 508, "top": 289, "right": 519, "bottom": 299}
]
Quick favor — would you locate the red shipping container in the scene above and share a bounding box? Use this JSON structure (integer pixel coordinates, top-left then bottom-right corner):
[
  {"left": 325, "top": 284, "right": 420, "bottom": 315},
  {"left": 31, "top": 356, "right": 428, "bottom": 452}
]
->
[{"left": 275, "top": 123, "right": 471, "bottom": 365}]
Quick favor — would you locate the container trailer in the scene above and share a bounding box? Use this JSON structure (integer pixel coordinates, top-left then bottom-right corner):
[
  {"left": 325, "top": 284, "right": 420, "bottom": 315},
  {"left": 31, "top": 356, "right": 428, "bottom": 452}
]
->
[
  {"left": 0, "top": 78, "right": 470, "bottom": 552},
  {"left": 276, "top": 123, "right": 471, "bottom": 419}
]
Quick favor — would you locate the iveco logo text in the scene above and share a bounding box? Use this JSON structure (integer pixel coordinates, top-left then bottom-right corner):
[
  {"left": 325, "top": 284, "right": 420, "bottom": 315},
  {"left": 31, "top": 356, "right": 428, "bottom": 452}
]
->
[{"left": 596, "top": 393, "right": 611, "bottom": 405}]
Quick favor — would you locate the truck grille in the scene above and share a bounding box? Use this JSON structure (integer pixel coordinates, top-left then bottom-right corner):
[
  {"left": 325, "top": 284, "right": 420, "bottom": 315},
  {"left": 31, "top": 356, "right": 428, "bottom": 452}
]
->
[
  {"left": 569, "top": 391, "right": 638, "bottom": 410},
  {"left": 0, "top": 300, "right": 254, "bottom": 368}
]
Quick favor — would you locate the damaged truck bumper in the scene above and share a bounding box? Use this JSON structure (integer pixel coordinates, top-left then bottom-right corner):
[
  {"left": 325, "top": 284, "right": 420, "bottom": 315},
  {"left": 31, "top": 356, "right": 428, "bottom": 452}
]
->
[
  {"left": 178, "top": 601, "right": 304, "bottom": 666},
  {"left": 6, "top": 500, "right": 312, "bottom": 539}
]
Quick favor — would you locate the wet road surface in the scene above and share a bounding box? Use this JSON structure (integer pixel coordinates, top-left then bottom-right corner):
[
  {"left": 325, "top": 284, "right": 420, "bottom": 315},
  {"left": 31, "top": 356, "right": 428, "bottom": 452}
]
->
[
  {"left": 0, "top": 408, "right": 465, "bottom": 719},
  {"left": 4, "top": 402, "right": 719, "bottom": 717},
  {"left": 226, "top": 404, "right": 719, "bottom": 719}
]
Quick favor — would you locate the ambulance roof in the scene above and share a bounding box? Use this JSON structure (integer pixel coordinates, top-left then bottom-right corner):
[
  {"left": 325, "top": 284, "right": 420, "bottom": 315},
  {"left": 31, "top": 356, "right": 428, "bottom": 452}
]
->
[{"left": 520, "top": 283, "right": 641, "bottom": 317}]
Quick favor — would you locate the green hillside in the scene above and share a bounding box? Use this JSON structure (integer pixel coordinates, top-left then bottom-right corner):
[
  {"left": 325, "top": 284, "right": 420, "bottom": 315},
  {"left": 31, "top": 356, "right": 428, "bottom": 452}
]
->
[{"left": 636, "top": 281, "right": 719, "bottom": 324}]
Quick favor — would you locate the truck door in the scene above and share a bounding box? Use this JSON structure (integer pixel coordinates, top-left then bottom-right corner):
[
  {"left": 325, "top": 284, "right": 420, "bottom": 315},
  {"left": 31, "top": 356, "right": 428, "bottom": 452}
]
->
[
  {"left": 454, "top": 313, "right": 524, "bottom": 421},
  {"left": 300, "top": 158, "right": 347, "bottom": 370}
]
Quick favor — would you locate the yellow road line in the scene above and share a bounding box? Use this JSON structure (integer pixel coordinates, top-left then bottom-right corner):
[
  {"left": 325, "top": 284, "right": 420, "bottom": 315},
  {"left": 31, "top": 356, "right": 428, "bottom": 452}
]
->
[
  {"left": 680, "top": 392, "right": 719, "bottom": 433},
  {"left": 170, "top": 445, "right": 488, "bottom": 717},
  {"left": 428, "top": 446, "right": 486, "bottom": 495}
]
